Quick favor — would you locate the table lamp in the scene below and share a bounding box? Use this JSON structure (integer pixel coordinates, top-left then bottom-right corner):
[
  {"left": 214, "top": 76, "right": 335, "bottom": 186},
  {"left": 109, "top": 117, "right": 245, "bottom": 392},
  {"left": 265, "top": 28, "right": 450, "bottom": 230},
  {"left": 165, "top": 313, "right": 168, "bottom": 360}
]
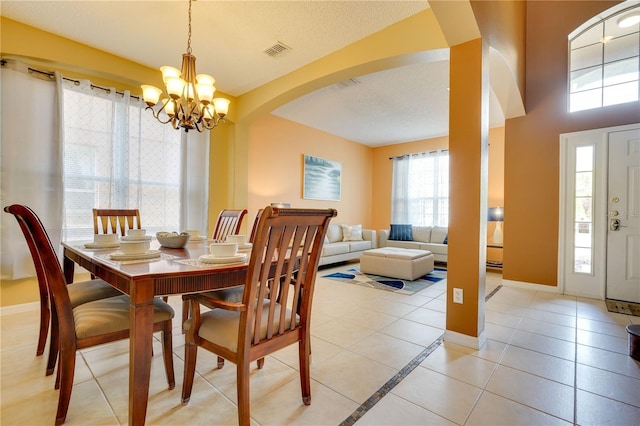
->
[{"left": 488, "top": 207, "right": 504, "bottom": 245}]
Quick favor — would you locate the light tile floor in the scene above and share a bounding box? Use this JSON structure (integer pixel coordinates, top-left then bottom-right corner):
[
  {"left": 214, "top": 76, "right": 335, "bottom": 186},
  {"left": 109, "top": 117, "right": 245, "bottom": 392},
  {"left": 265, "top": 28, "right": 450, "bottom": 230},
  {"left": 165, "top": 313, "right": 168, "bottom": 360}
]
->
[{"left": 1, "top": 265, "right": 639, "bottom": 425}]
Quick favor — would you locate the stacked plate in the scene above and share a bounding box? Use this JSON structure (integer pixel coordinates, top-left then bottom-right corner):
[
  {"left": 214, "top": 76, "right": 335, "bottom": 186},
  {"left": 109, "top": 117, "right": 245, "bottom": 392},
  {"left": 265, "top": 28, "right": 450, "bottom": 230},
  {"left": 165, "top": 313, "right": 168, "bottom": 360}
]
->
[{"left": 199, "top": 253, "right": 247, "bottom": 264}]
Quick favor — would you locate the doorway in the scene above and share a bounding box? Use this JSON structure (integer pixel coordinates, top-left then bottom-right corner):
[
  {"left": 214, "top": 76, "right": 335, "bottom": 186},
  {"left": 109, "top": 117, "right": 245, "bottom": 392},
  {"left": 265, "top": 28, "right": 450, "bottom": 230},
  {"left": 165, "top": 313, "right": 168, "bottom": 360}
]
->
[{"left": 559, "top": 123, "right": 640, "bottom": 302}]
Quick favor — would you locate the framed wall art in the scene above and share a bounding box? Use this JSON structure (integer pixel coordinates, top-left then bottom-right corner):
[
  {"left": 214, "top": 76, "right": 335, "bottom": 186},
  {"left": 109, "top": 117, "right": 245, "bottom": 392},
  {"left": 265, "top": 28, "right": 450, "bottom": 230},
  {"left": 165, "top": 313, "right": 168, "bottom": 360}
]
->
[{"left": 303, "top": 154, "right": 341, "bottom": 201}]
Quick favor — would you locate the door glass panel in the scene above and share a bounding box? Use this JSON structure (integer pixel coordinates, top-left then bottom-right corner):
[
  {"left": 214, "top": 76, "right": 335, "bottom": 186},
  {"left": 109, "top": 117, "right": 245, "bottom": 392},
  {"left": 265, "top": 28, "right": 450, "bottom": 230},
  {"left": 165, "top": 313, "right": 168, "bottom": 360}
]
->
[{"left": 574, "top": 146, "right": 594, "bottom": 274}]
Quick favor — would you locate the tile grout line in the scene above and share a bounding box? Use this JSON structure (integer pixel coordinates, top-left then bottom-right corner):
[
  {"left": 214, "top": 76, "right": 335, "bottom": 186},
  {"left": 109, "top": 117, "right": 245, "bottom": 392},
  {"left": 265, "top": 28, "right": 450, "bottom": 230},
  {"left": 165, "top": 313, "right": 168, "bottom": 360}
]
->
[{"left": 339, "top": 283, "right": 504, "bottom": 426}]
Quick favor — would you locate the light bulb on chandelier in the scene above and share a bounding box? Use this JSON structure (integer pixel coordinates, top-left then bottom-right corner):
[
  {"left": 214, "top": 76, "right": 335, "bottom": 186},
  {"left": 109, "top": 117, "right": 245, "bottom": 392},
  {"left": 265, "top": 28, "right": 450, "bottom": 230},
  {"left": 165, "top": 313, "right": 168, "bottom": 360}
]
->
[{"left": 141, "top": 0, "right": 230, "bottom": 132}]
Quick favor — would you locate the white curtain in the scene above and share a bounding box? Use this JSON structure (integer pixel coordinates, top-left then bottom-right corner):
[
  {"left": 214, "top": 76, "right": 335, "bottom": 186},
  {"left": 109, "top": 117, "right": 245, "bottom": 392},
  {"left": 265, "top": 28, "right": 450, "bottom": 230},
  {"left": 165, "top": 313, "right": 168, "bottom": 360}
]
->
[
  {"left": 1, "top": 60, "right": 210, "bottom": 279},
  {"left": 391, "top": 150, "right": 449, "bottom": 227},
  {"left": 1, "top": 61, "right": 64, "bottom": 279},
  {"left": 180, "top": 130, "right": 209, "bottom": 234}
]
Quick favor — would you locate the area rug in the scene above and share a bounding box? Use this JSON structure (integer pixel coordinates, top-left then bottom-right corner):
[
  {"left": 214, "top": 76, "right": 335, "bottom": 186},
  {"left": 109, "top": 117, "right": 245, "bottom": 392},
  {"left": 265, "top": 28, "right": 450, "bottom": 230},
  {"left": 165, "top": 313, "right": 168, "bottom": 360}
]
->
[
  {"left": 322, "top": 267, "right": 446, "bottom": 295},
  {"left": 605, "top": 299, "right": 640, "bottom": 317}
]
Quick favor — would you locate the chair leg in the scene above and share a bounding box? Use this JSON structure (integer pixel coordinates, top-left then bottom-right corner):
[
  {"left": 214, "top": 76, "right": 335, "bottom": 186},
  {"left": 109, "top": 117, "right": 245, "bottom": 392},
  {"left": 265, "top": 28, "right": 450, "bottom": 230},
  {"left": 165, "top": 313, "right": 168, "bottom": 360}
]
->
[
  {"left": 161, "top": 322, "right": 175, "bottom": 390},
  {"left": 37, "top": 297, "right": 50, "bottom": 357},
  {"left": 236, "top": 360, "right": 251, "bottom": 426},
  {"left": 181, "top": 340, "right": 198, "bottom": 404},
  {"left": 299, "top": 338, "right": 312, "bottom": 405},
  {"left": 55, "top": 346, "right": 76, "bottom": 426},
  {"left": 257, "top": 358, "right": 265, "bottom": 369}
]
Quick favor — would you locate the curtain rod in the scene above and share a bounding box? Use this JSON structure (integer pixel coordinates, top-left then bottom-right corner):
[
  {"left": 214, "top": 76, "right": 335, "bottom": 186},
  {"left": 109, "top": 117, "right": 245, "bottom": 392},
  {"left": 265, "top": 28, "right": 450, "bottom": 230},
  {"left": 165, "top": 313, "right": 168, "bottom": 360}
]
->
[
  {"left": 1, "top": 60, "right": 140, "bottom": 100},
  {"left": 389, "top": 149, "right": 448, "bottom": 160}
]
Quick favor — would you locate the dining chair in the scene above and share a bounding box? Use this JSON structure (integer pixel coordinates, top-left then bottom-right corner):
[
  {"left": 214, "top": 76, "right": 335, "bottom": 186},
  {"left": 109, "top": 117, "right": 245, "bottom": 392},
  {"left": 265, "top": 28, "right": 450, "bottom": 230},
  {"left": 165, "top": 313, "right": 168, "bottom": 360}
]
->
[
  {"left": 181, "top": 206, "right": 336, "bottom": 425},
  {"left": 4, "top": 205, "right": 123, "bottom": 374},
  {"left": 248, "top": 208, "right": 264, "bottom": 243},
  {"left": 211, "top": 208, "right": 248, "bottom": 241},
  {"left": 92, "top": 208, "right": 141, "bottom": 236},
  {"left": 180, "top": 208, "right": 248, "bottom": 327},
  {"left": 4, "top": 204, "right": 175, "bottom": 426}
]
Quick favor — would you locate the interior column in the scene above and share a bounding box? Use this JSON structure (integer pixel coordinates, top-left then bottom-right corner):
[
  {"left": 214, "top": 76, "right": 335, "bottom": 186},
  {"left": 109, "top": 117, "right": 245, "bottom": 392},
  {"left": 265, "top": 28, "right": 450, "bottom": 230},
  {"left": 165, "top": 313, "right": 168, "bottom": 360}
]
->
[{"left": 445, "top": 37, "right": 489, "bottom": 349}]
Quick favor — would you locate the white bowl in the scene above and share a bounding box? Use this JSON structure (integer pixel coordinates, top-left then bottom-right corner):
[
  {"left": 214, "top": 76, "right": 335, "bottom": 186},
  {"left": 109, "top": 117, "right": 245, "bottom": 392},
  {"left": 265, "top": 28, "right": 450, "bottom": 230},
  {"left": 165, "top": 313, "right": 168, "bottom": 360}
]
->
[
  {"left": 127, "top": 229, "right": 147, "bottom": 238},
  {"left": 226, "top": 234, "right": 247, "bottom": 245},
  {"left": 94, "top": 233, "right": 118, "bottom": 244},
  {"left": 209, "top": 242, "right": 237, "bottom": 257},
  {"left": 183, "top": 229, "right": 201, "bottom": 238},
  {"left": 120, "top": 240, "right": 150, "bottom": 254}
]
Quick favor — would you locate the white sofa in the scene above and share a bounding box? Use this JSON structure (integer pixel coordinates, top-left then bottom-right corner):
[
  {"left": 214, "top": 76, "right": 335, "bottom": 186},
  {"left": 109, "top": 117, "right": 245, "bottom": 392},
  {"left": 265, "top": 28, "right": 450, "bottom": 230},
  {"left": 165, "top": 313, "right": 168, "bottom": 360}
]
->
[
  {"left": 319, "top": 224, "right": 376, "bottom": 266},
  {"left": 378, "top": 225, "right": 448, "bottom": 263}
]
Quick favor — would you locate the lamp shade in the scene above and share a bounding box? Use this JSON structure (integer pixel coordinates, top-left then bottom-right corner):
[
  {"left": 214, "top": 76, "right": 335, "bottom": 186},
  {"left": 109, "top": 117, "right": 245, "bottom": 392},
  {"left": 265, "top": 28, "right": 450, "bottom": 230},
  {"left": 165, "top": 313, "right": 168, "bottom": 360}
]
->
[{"left": 488, "top": 207, "right": 504, "bottom": 222}]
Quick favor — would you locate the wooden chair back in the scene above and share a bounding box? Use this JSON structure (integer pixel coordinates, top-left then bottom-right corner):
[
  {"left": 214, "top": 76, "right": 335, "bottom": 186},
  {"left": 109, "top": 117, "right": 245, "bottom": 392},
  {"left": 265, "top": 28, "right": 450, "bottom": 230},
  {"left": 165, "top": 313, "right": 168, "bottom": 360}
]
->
[
  {"left": 211, "top": 209, "right": 247, "bottom": 241},
  {"left": 248, "top": 209, "right": 264, "bottom": 243},
  {"left": 92, "top": 208, "right": 141, "bottom": 236},
  {"left": 4, "top": 205, "right": 51, "bottom": 357},
  {"left": 182, "top": 206, "right": 336, "bottom": 425}
]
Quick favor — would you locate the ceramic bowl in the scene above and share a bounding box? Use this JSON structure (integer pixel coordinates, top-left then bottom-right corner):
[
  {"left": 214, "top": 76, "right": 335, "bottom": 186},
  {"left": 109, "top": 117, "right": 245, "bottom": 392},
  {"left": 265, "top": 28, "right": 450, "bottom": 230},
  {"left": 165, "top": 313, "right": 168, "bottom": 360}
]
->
[
  {"left": 209, "top": 242, "right": 237, "bottom": 257},
  {"left": 120, "top": 240, "right": 151, "bottom": 254},
  {"left": 127, "top": 228, "right": 147, "bottom": 238},
  {"left": 156, "top": 232, "right": 190, "bottom": 248},
  {"left": 94, "top": 233, "right": 118, "bottom": 244},
  {"left": 226, "top": 234, "right": 247, "bottom": 245}
]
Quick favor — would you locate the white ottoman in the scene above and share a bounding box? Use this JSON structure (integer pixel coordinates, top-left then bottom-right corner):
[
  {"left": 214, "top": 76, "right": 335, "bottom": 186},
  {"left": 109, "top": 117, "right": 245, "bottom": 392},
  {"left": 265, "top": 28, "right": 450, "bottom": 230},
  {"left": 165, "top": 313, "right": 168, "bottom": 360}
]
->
[{"left": 360, "top": 247, "right": 434, "bottom": 280}]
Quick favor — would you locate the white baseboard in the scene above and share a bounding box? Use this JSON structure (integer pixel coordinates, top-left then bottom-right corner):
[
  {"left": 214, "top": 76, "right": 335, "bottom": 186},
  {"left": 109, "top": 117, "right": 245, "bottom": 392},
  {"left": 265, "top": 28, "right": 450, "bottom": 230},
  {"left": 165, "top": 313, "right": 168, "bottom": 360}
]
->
[
  {"left": 0, "top": 301, "right": 39, "bottom": 316},
  {"left": 501, "top": 279, "right": 560, "bottom": 293},
  {"left": 444, "top": 328, "right": 487, "bottom": 350}
]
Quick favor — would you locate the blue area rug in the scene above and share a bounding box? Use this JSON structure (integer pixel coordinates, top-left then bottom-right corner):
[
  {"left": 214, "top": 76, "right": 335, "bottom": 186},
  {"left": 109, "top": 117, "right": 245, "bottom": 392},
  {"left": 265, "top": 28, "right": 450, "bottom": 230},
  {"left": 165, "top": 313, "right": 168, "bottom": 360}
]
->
[{"left": 322, "top": 267, "right": 446, "bottom": 295}]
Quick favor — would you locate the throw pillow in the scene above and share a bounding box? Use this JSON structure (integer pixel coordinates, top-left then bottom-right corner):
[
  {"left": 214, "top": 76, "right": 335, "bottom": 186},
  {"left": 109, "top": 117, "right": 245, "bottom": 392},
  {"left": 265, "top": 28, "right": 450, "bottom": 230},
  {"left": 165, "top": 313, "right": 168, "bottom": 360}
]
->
[
  {"left": 389, "top": 224, "right": 413, "bottom": 241},
  {"left": 341, "top": 224, "right": 363, "bottom": 241}
]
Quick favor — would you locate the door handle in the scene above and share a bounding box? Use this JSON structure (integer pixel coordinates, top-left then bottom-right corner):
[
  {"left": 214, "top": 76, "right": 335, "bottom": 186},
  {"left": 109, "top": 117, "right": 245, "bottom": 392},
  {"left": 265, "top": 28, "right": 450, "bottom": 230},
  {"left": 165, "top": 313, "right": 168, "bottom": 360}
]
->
[{"left": 610, "top": 218, "right": 628, "bottom": 231}]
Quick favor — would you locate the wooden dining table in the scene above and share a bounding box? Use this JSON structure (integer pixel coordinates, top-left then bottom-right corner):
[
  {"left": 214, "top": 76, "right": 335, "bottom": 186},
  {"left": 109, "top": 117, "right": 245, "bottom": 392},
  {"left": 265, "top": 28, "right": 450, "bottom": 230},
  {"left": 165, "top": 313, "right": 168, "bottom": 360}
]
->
[{"left": 61, "top": 239, "right": 249, "bottom": 426}]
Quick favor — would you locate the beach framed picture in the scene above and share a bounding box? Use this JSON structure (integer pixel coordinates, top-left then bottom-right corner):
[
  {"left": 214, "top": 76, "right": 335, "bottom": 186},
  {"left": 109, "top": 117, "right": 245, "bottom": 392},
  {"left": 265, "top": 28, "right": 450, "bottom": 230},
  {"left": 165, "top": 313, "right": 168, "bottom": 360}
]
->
[{"left": 303, "top": 154, "right": 341, "bottom": 201}]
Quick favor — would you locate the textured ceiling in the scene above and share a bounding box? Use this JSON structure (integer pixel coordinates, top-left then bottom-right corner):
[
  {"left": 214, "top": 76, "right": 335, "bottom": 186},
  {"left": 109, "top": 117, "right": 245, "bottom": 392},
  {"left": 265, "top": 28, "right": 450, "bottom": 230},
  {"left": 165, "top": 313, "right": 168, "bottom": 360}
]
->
[{"left": 1, "top": 1, "right": 505, "bottom": 146}]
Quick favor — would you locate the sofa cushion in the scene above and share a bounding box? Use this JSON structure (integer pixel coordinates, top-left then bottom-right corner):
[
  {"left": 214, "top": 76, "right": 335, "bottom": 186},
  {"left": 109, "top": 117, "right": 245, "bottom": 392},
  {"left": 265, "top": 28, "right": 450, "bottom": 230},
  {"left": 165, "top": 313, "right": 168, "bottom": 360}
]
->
[
  {"left": 341, "top": 224, "right": 363, "bottom": 241},
  {"left": 385, "top": 240, "right": 421, "bottom": 250},
  {"left": 389, "top": 224, "right": 413, "bottom": 241},
  {"left": 326, "top": 224, "right": 343, "bottom": 243},
  {"left": 349, "top": 240, "right": 372, "bottom": 252},
  {"left": 418, "top": 243, "right": 447, "bottom": 256},
  {"left": 412, "top": 226, "right": 432, "bottom": 243},
  {"left": 322, "top": 242, "right": 350, "bottom": 257},
  {"left": 430, "top": 226, "right": 448, "bottom": 244}
]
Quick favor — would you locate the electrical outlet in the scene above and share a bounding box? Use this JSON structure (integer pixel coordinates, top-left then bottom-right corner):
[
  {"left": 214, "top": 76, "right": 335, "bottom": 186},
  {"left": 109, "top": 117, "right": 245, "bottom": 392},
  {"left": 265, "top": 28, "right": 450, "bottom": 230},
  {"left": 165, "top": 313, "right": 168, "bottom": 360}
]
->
[{"left": 453, "top": 288, "right": 463, "bottom": 304}]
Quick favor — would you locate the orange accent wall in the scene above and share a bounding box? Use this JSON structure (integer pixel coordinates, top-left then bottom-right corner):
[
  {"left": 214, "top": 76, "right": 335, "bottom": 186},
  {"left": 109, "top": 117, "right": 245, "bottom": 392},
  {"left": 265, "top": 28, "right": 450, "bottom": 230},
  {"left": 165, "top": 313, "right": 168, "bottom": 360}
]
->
[
  {"left": 247, "top": 114, "right": 373, "bottom": 227},
  {"left": 503, "top": 0, "right": 639, "bottom": 286}
]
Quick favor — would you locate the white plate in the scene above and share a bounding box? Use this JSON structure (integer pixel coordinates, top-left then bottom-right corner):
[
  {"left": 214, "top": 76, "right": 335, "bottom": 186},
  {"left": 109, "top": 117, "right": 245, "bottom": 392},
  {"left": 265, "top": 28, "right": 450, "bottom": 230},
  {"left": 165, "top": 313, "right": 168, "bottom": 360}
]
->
[
  {"left": 238, "top": 243, "right": 253, "bottom": 250},
  {"left": 188, "top": 235, "right": 208, "bottom": 242},
  {"left": 109, "top": 250, "right": 161, "bottom": 261},
  {"left": 84, "top": 242, "right": 120, "bottom": 249},
  {"left": 121, "top": 235, "right": 153, "bottom": 242},
  {"left": 199, "top": 253, "right": 247, "bottom": 264}
]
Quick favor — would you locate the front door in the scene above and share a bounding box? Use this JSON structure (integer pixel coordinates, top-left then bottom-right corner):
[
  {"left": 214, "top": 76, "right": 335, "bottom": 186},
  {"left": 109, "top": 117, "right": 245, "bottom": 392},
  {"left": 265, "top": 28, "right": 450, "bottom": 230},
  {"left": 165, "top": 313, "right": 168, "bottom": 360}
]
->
[{"left": 606, "top": 128, "right": 640, "bottom": 303}]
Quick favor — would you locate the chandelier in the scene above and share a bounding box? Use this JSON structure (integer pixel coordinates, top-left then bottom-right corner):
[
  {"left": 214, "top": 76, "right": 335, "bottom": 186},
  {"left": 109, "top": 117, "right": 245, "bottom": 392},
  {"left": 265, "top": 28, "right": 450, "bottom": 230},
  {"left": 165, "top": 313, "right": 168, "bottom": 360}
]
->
[{"left": 141, "top": 0, "right": 230, "bottom": 132}]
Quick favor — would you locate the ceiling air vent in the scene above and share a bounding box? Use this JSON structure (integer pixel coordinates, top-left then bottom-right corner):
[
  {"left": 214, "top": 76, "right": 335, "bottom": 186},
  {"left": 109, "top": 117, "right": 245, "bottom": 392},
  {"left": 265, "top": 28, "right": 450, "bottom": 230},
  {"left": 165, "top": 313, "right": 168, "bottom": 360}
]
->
[
  {"left": 335, "top": 78, "right": 361, "bottom": 89},
  {"left": 263, "top": 42, "right": 292, "bottom": 58}
]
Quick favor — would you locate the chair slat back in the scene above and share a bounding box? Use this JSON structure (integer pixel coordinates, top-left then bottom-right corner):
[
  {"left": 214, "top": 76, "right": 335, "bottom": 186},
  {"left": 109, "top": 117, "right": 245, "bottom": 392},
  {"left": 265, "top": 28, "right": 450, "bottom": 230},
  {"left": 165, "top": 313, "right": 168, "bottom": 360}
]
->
[
  {"left": 93, "top": 208, "right": 141, "bottom": 236},
  {"left": 211, "top": 209, "right": 247, "bottom": 241},
  {"left": 241, "top": 207, "right": 336, "bottom": 355},
  {"left": 4, "top": 205, "right": 76, "bottom": 343},
  {"left": 248, "top": 209, "right": 264, "bottom": 243}
]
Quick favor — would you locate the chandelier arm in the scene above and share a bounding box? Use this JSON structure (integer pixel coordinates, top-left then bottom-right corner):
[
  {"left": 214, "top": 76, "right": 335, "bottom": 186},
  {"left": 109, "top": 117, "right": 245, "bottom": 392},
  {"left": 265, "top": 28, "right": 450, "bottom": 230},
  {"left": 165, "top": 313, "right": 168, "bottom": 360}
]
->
[{"left": 145, "top": 105, "right": 174, "bottom": 125}]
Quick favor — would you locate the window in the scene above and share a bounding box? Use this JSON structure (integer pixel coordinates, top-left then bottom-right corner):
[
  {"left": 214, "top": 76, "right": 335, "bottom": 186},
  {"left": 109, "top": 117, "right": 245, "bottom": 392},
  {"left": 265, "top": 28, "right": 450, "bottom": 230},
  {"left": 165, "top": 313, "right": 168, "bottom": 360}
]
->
[
  {"left": 391, "top": 150, "right": 449, "bottom": 227},
  {"left": 569, "top": 3, "right": 640, "bottom": 112},
  {"left": 573, "top": 145, "right": 594, "bottom": 274},
  {"left": 62, "top": 80, "right": 182, "bottom": 241}
]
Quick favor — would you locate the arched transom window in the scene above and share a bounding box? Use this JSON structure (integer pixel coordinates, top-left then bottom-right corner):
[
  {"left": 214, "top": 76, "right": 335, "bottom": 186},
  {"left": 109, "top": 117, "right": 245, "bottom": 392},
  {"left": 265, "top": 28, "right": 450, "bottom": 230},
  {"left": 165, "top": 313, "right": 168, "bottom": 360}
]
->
[{"left": 569, "top": 2, "right": 639, "bottom": 112}]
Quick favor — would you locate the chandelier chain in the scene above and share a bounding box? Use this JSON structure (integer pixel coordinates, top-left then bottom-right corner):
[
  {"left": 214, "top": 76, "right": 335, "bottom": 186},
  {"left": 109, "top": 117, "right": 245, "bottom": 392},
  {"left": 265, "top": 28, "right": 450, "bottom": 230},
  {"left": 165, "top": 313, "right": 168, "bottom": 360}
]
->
[{"left": 187, "top": 0, "right": 192, "bottom": 54}]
